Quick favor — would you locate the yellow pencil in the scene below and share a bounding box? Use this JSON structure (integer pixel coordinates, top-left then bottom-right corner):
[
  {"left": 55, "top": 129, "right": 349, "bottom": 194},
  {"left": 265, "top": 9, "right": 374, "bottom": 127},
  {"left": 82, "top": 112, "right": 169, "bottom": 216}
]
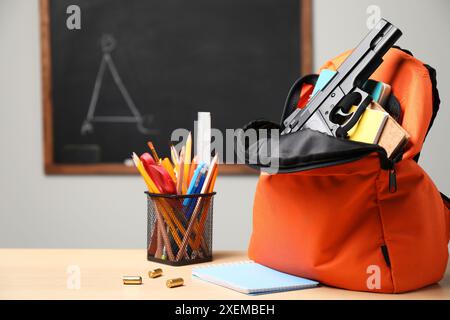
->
[
  {"left": 132, "top": 152, "right": 159, "bottom": 192},
  {"left": 161, "top": 158, "right": 176, "bottom": 184},
  {"left": 177, "top": 147, "right": 185, "bottom": 195},
  {"left": 133, "top": 151, "right": 198, "bottom": 252},
  {"left": 132, "top": 153, "right": 183, "bottom": 248},
  {"left": 183, "top": 132, "right": 192, "bottom": 193}
]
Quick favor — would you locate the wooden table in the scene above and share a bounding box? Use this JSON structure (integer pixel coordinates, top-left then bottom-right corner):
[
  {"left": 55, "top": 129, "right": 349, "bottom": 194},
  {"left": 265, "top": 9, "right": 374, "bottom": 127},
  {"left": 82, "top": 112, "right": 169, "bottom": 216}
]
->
[{"left": 0, "top": 249, "right": 449, "bottom": 300}]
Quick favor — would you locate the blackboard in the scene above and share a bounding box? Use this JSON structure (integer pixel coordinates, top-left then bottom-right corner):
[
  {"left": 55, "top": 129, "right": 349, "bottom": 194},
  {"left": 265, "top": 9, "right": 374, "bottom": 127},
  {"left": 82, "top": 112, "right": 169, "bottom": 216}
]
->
[{"left": 41, "top": 0, "right": 312, "bottom": 174}]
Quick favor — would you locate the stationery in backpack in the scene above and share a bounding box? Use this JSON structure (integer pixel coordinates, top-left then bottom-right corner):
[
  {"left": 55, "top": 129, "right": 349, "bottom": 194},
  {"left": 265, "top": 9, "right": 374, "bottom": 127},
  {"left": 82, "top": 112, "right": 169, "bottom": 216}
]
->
[
  {"left": 370, "top": 101, "right": 410, "bottom": 158},
  {"left": 347, "top": 105, "right": 389, "bottom": 144},
  {"left": 192, "top": 261, "right": 319, "bottom": 295},
  {"left": 363, "top": 80, "right": 392, "bottom": 106}
]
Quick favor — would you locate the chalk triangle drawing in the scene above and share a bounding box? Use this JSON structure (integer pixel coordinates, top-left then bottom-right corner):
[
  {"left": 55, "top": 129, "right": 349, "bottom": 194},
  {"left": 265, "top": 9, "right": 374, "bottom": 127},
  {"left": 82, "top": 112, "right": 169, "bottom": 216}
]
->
[{"left": 81, "top": 34, "right": 156, "bottom": 135}]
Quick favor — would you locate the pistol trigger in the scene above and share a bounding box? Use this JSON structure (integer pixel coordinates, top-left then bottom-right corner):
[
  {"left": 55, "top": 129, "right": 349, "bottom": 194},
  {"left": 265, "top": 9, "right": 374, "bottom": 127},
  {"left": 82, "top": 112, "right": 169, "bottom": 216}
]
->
[
  {"left": 337, "top": 96, "right": 372, "bottom": 138},
  {"left": 335, "top": 108, "right": 353, "bottom": 118},
  {"left": 340, "top": 110, "right": 358, "bottom": 128},
  {"left": 329, "top": 104, "right": 352, "bottom": 125}
]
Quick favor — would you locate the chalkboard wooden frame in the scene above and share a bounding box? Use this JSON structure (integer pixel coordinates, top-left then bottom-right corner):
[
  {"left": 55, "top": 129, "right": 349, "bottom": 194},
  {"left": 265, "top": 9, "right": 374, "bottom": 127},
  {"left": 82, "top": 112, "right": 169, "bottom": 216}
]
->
[{"left": 40, "top": 0, "right": 312, "bottom": 175}]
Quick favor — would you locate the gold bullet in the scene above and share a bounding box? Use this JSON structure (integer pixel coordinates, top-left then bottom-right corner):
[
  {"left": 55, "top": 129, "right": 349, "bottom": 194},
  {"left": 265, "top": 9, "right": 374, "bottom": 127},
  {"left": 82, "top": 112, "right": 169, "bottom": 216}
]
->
[
  {"left": 166, "top": 277, "right": 184, "bottom": 288},
  {"left": 148, "top": 268, "right": 163, "bottom": 278},
  {"left": 123, "top": 276, "right": 142, "bottom": 285}
]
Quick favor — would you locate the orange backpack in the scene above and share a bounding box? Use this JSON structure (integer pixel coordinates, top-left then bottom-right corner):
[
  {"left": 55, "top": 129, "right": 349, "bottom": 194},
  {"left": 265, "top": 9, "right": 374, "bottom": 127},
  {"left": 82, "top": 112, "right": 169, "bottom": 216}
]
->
[{"left": 246, "top": 48, "right": 449, "bottom": 293}]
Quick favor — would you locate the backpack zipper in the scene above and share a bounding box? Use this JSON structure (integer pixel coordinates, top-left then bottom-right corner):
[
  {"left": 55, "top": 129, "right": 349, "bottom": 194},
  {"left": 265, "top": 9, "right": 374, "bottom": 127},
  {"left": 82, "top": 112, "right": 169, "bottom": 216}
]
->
[
  {"left": 389, "top": 166, "right": 397, "bottom": 193},
  {"left": 386, "top": 152, "right": 401, "bottom": 193}
]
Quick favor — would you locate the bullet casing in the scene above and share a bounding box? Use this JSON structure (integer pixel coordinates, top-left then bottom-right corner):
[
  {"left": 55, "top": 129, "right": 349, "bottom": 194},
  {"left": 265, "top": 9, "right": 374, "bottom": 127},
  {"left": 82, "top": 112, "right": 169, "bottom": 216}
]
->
[
  {"left": 123, "top": 276, "right": 142, "bottom": 285},
  {"left": 148, "top": 268, "right": 163, "bottom": 278},
  {"left": 166, "top": 277, "right": 184, "bottom": 288}
]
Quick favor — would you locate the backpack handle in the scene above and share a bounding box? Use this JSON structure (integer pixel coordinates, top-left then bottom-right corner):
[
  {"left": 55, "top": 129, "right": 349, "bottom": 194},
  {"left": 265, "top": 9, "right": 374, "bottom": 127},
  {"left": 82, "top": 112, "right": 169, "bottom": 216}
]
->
[{"left": 281, "top": 74, "right": 318, "bottom": 125}]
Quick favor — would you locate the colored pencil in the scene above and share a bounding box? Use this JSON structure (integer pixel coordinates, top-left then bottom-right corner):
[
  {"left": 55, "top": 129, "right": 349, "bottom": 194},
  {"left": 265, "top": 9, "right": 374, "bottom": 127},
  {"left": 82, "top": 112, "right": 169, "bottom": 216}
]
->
[
  {"left": 176, "top": 155, "right": 218, "bottom": 261},
  {"left": 177, "top": 147, "right": 185, "bottom": 195},
  {"left": 188, "top": 155, "right": 198, "bottom": 184},
  {"left": 147, "top": 141, "right": 160, "bottom": 163},
  {"left": 170, "top": 145, "right": 179, "bottom": 173},
  {"left": 183, "top": 133, "right": 192, "bottom": 192}
]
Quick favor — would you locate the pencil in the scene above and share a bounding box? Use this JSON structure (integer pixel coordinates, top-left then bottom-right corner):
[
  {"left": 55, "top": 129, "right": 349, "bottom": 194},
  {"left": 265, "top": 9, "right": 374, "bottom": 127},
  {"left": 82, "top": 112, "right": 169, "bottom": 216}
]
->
[
  {"left": 154, "top": 224, "right": 163, "bottom": 258},
  {"left": 176, "top": 155, "right": 218, "bottom": 261},
  {"left": 147, "top": 141, "right": 160, "bottom": 163},
  {"left": 161, "top": 158, "right": 176, "bottom": 183},
  {"left": 193, "top": 158, "right": 218, "bottom": 250},
  {"left": 170, "top": 145, "right": 179, "bottom": 173},
  {"left": 177, "top": 147, "right": 185, "bottom": 195},
  {"left": 148, "top": 222, "right": 158, "bottom": 256},
  {"left": 188, "top": 155, "right": 198, "bottom": 185},
  {"left": 132, "top": 153, "right": 159, "bottom": 192},
  {"left": 153, "top": 202, "right": 175, "bottom": 261},
  {"left": 183, "top": 133, "right": 192, "bottom": 193},
  {"left": 132, "top": 153, "right": 184, "bottom": 248}
]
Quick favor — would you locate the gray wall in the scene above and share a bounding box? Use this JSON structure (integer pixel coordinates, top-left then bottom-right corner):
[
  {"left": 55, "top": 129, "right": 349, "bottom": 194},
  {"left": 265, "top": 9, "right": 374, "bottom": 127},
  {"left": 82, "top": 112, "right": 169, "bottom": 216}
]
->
[{"left": 0, "top": 0, "right": 448, "bottom": 249}]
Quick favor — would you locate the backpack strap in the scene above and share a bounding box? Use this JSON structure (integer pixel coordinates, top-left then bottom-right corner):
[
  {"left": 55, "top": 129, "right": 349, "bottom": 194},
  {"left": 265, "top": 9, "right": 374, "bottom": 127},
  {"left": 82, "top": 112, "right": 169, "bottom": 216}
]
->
[
  {"left": 390, "top": 47, "right": 441, "bottom": 163},
  {"left": 414, "top": 64, "right": 441, "bottom": 162},
  {"left": 280, "top": 74, "right": 318, "bottom": 124},
  {"left": 441, "top": 193, "right": 450, "bottom": 242},
  {"left": 442, "top": 193, "right": 450, "bottom": 209}
]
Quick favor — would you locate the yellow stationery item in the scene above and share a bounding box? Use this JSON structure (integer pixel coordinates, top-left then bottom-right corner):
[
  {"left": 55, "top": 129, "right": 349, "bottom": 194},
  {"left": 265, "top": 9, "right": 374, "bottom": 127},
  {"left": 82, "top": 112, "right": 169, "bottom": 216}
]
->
[
  {"left": 183, "top": 133, "right": 192, "bottom": 193},
  {"left": 347, "top": 106, "right": 388, "bottom": 144},
  {"left": 177, "top": 147, "right": 185, "bottom": 195},
  {"left": 132, "top": 153, "right": 188, "bottom": 253},
  {"left": 161, "top": 158, "right": 176, "bottom": 183},
  {"left": 132, "top": 153, "right": 159, "bottom": 192}
]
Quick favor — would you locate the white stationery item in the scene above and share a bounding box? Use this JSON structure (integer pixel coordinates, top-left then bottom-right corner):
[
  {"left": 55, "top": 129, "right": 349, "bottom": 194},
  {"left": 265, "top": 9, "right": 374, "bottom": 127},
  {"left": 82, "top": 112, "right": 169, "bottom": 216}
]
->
[{"left": 196, "top": 112, "right": 211, "bottom": 166}]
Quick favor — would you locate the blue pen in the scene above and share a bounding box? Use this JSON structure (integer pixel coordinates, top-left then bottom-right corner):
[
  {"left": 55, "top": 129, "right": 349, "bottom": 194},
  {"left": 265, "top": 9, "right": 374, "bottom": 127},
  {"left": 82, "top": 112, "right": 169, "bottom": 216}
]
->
[
  {"left": 186, "top": 167, "right": 207, "bottom": 219},
  {"left": 183, "top": 163, "right": 205, "bottom": 207}
]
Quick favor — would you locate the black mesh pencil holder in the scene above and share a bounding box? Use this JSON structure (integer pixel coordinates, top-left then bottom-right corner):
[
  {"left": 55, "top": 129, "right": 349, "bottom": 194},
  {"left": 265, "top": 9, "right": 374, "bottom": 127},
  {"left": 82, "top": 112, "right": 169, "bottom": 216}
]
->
[{"left": 146, "top": 191, "right": 216, "bottom": 266}]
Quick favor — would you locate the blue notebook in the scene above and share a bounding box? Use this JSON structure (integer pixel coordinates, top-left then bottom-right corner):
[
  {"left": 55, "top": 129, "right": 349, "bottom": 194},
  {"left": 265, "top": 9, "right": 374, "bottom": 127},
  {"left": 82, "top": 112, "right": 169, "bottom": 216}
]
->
[{"left": 192, "top": 261, "right": 319, "bottom": 295}]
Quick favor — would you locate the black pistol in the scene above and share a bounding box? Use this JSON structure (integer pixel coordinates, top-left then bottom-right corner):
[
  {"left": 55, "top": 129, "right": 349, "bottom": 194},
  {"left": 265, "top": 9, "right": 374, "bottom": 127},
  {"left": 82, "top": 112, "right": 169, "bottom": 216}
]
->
[{"left": 282, "top": 19, "right": 402, "bottom": 137}]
